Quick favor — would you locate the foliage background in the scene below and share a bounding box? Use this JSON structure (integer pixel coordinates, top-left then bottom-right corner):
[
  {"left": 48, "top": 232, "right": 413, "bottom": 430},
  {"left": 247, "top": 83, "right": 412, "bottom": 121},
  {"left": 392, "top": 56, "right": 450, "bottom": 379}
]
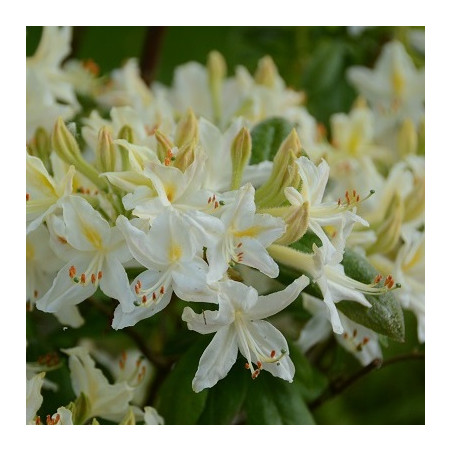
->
[{"left": 26, "top": 26, "right": 425, "bottom": 425}]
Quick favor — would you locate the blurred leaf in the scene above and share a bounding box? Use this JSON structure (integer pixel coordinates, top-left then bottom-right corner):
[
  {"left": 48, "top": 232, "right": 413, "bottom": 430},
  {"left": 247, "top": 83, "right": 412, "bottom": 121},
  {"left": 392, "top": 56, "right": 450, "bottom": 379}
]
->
[
  {"left": 198, "top": 360, "right": 249, "bottom": 424},
  {"left": 155, "top": 336, "right": 210, "bottom": 424},
  {"left": 289, "top": 342, "right": 328, "bottom": 403},
  {"left": 245, "top": 370, "right": 315, "bottom": 425},
  {"left": 250, "top": 117, "right": 294, "bottom": 164}
]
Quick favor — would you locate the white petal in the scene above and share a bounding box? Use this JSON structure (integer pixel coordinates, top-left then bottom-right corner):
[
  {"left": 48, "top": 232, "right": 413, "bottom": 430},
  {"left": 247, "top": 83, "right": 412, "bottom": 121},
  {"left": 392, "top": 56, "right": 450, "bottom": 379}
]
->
[
  {"left": 192, "top": 326, "right": 238, "bottom": 392},
  {"left": 99, "top": 256, "right": 135, "bottom": 313},
  {"left": 172, "top": 258, "right": 210, "bottom": 301},
  {"left": 239, "top": 237, "right": 280, "bottom": 278},
  {"left": 248, "top": 275, "right": 309, "bottom": 320},
  {"left": 182, "top": 299, "right": 234, "bottom": 335}
]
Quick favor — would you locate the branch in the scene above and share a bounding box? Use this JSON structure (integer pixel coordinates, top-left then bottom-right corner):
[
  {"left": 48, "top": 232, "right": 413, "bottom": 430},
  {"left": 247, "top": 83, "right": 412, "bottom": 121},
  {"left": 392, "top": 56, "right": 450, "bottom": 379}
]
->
[
  {"left": 140, "top": 27, "right": 166, "bottom": 85},
  {"left": 309, "top": 351, "right": 425, "bottom": 410}
]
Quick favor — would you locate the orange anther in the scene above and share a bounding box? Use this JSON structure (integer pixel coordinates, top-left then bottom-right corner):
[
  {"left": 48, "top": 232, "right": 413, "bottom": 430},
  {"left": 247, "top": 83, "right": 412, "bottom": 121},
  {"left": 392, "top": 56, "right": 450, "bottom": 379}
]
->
[
  {"left": 353, "top": 329, "right": 358, "bottom": 338},
  {"left": 160, "top": 286, "right": 165, "bottom": 295},
  {"left": 257, "top": 361, "right": 262, "bottom": 369},
  {"left": 91, "top": 274, "right": 96, "bottom": 284},
  {"left": 142, "top": 295, "right": 147, "bottom": 303},
  {"left": 208, "top": 196, "right": 212, "bottom": 204},
  {"left": 237, "top": 242, "right": 243, "bottom": 248},
  {"left": 34, "top": 290, "right": 38, "bottom": 298},
  {"left": 135, "top": 284, "right": 140, "bottom": 294},
  {"left": 343, "top": 332, "right": 349, "bottom": 339},
  {"left": 214, "top": 201, "right": 219, "bottom": 209},
  {"left": 252, "top": 370, "right": 260, "bottom": 379},
  {"left": 98, "top": 271, "right": 103, "bottom": 280},
  {"left": 69, "top": 266, "right": 76, "bottom": 278},
  {"left": 270, "top": 350, "right": 276, "bottom": 358},
  {"left": 83, "top": 59, "right": 100, "bottom": 76},
  {"left": 80, "top": 273, "right": 86, "bottom": 284},
  {"left": 356, "top": 195, "right": 360, "bottom": 202},
  {"left": 362, "top": 337, "right": 370, "bottom": 345},
  {"left": 35, "top": 416, "right": 42, "bottom": 425},
  {"left": 245, "top": 363, "right": 250, "bottom": 369},
  {"left": 26, "top": 193, "right": 30, "bottom": 201},
  {"left": 152, "top": 292, "right": 157, "bottom": 301}
]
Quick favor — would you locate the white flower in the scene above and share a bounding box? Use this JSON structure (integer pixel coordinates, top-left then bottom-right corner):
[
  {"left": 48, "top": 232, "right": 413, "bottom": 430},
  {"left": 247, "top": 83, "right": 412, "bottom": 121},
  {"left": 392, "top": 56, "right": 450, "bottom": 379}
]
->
[
  {"left": 269, "top": 244, "right": 374, "bottom": 334},
  {"left": 26, "top": 27, "right": 80, "bottom": 140},
  {"left": 297, "top": 294, "right": 382, "bottom": 366},
  {"left": 347, "top": 40, "right": 424, "bottom": 140},
  {"left": 26, "top": 153, "right": 75, "bottom": 233},
  {"left": 144, "top": 407, "right": 165, "bottom": 425},
  {"left": 285, "top": 156, "right": 368, "bottom": 257},
  {"left": 36, "top": 196, "right": 135, "bottom": 319},
  {"left": 112, "top": 212, "right": 209, "bottom": 328},
  {"left": 206, "top": 183, "right": 286, "bottom": 283},
  {"left": 182, "top": 276, "right": 309, "bottom": 392},
  {"left": 63, "top": 346, "right": 135, "bottom": 423}
]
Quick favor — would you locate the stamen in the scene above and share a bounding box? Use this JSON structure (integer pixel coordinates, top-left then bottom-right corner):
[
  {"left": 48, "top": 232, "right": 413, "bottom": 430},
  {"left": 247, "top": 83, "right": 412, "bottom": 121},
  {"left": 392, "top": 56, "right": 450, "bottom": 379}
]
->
[
  {"left": 26, "top": 193, "right": 30, "bottom": 201},
  {"left": 160, "top": 286, "right": 165, "bottom": 295},
  {"left": 237, "top": 242, "right": 243, "bottom": 248},
  {"left": 208, "top": 196, "right": 212, "bottom": 204},
  {"left": 152, "top": 292, "right": 157, "bottom": 301},
  {"left": 214, "top": 201, "right": 219, "bottom": 209},
  {"left": 91, "top": 274, "right": 96, "bottom": 284},
  {"left": 245, "top": 362, "right": 250, "bottom": 369},
  {"left": 57, "top": 235, "right": 67, "bottom": 244},
  {"left": 270, "top": 350, "right": 276, "bottom": 358},
  {"left": 251, "top": 369, "right": 260, "bottom": 379},
  {"left": 142, "top": 295, "right": 147, "bottom": 303},
  {"left": 98, "top": 271, "right": 103, "bottom": 280},
  {"left": 80, "top": 273, "right": 86, "bottom": 284},
  {"left": 34, "top": 290, "right": 38, "bottom": 298},
  {"left": 353, "top": 329, "right": 358, "bottom": 338},
  {"left": 362, "top": 337, "right": 369, "bottom": 345},
  {"left": 35, "top": 416, "right": 41, "bottom": 425},
  {"left": 257, "top": 361, "right": 262, "bottom": 369},
  {"left": 69, "top": 266, "right": 76, "bottom": 278},
  {"left": 134, "top": 284, "right": 140, "bottom": 295}
]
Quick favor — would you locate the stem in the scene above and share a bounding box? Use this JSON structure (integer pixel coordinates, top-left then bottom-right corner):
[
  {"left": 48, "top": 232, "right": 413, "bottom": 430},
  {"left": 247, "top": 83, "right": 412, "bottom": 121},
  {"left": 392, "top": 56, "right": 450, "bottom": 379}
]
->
[
  {"left": 309, "top": 351, "right": 425, "bottom": 410},
  {"left": 140, "top": 27, "right": 166, "bottom": 85}
]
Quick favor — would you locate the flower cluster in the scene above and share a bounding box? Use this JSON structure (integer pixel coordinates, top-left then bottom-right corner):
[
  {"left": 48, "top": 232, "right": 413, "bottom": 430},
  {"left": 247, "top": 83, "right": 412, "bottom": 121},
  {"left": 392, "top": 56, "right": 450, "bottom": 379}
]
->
[{"left": 26, "top": 27, "right": 425, "bottom": 424}]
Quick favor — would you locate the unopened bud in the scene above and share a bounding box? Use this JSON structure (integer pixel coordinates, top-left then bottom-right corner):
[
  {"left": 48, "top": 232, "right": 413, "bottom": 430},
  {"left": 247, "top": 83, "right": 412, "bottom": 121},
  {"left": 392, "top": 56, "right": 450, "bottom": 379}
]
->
[
  {"left": 155, "top": 130, "right": 175, "bottom": 163},
  {"left": 397, "top": 119, "right": 418, "bottom": 157},
  {"left": 71, "top": 392, "right": 92, "bottom": 425},
  {"left": 27, "top": 127, "right": 52, "bottom": 173},
  {"left": 230, "top": 127, "right": 252, "bottom": 190},
  {"left": 273, "top": 129, "right": 302, "bottom": 169},
  {"left": 207, "top": 51, "right": 227, "bottom": 123},
  {"left": 255, "top": 56, "right": 277, "bottom": 87},
  {"left": 120, "top": 408, "right": 136, "bottom": 425},
  {"left": 367, "top": 193, "right": 404, "bottom": 255},
  {"left": 174, "top": 109, "right": 199, "bottom": 148},
  {"left": 275, "top": 202, "right": 310, "bottom": 245},
  {"left": 173, "top": 141, "right": 196, "bottom": 172},
  {"left": 117, "top": 125, "right": 134, "bottom": 171},
  {"left": 52, "top": 117, "right": 82, "bottom": 165},
  {"left": 96, "top": 127, "right": 117, "bottom": 172}
]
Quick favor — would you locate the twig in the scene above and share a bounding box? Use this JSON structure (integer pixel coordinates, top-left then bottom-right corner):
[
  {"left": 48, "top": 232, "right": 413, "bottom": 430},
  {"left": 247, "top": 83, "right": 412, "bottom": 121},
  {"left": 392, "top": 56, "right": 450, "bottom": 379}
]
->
[
  {"left": 140, "top": 27, "right": 166, "bottom": 85},
  {"left": 309, "top": 351, "right": 425, "bottom": 410}
]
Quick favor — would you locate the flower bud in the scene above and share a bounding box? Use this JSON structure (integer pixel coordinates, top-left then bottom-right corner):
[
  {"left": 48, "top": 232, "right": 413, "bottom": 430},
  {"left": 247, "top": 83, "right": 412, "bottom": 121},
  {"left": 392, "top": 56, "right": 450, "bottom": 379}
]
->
[
  {"left": 207, "top": 50, "right": 226, "bottom": 123},
  {"left": 27, "top": 127, "right": 52, "bottom": 173},
  {"left": 96, "top": 127, "right": 117, "bottom": 172},
  {"left": 174, "top": 108, "right": 199, "bottom": 148},
  {"left": 52, "top": 117, "right": 82, "bottom": 165},
  {"left": 255, "top": 129, "right": 302, "bottom": 206},
  {"left": 117, "top": 125, "right": 134, "bottom": 171},
  {"left": 255, "top": 56, "right": 277, "bottom": 87},
  {"left": 230, "top": 127, "right": 252, "bottom": 190},
  {"left": 155, "top": 130, "right": 176, "bottom": 163},
  {"left": 173, "top": 141, "right": 196, "bottom": 172},
  {"left": 70, "top": 393, "right": 92, "bottom": 425},
  {"left": 120, "top": 408, "right": 136, "bottom": 425},
  {"left": 367, "top": 193, "right": 404, "bottom": 255},
  {"left": 397, "top": 118, "right": 417, "bottom": 157}
]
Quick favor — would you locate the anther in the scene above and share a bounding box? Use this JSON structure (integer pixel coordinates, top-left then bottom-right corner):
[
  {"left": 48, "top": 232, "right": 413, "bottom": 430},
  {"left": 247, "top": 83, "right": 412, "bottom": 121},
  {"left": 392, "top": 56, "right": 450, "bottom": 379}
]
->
[
  {"left": 208, "top": 196, "right": 212, "bottom": 204},
  {"left": 26, "top": 193, "right": 30, "bottom": 201},
  {"left": 34, "top": 290, "right": 38, "bottom": 298},
  {"left": 245, "top": 363, "right": 250, "bottom": 369},
  {"left": 98, "top": 271, "right": 103, "bottom": 280},
  {"left": 374, "top": 274, "right": 382, "bottom": 284},
  {"left": 152, "top": 292, "right": 157, "bottom": 301},
  {"left": 69, "top": 266, "right": 76, "bottom": 278},
  {"left": 160, "top": 286, "right": 165, "bottom": 295},
  {"left": 362, "top": 337, "right": 369, "bottom": 345},
  {"left": 343, "top": 332, "right": 349, "bottom": 339},
  {"left": 91, "top": 274, "right": 96, "bottom": 284},
  {"left": 142, "top": 295, "right": 147, "bottom": 303},
  {"left": 237, "top": 242, "right": 243, "bottom": 248},
  {"left": 80, "top": 273, "right": 86, "bottom": 284},
  {"left": 353, "top": 329, "right": 358, "bottom": 338},
  {"left": 214, "top": 201, "right": 219, "bottom": 209},
  {"left": 251, "top": 370, "right": 260, "bottom": 379},
  {"left": 270, "top": 350, "right": 276, "bottom": 358},
  {"left": 134, "top": 284, "right": 140, "bottom": 295},
  {"left": 257, "top": 361, "right": 262, "bottom": 369}
]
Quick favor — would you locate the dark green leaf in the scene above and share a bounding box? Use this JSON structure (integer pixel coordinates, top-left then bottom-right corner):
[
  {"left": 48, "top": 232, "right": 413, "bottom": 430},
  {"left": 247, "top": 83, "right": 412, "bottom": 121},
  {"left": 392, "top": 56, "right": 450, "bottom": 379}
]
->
[
  {"left": 155, "top": 336, "right": 210, "bottom": 424},
  {"left": 289, "top": 341, "right": 328, "bottom": 403},
  {"left": 250, "top": 117, "right": 294, "bottom": 164},
  {"left": 337, "top": 249, "right": 405, "bottom": 342},
  {"left": 245, "top": 369, "right": 315, "bottom": 425},
  {"left": 198, "top": 360, "right": 249, "bottom": 425}
]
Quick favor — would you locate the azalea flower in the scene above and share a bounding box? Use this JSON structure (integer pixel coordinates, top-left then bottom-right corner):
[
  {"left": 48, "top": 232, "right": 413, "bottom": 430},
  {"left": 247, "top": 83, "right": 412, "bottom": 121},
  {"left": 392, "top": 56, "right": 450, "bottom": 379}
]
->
[
  {"left": 63, "top": 346, "right": 135, "bottom": 423},
  {"left": 269, "top": 243, "right": 378, "bottom": 334},
  {"left": 285, "top": 156, "right": 368, "bottom": 258},
  {"left": 36, "top": 195, "right": 135, "bottom": 319},
  {"left": 26, "top": 372, "right": 45, "bottom": 424},
  {"left": 206, "top": 183, "right": 286, "bottom": 283},
  {"left": 112, "top": 212, "right": 209, "bottom": 328},
  {"left": 182, "top": 276, "right": 309, "bottom": 392},
  {"left": 26, "top": 153, "right": 75, "bottom": 233}
]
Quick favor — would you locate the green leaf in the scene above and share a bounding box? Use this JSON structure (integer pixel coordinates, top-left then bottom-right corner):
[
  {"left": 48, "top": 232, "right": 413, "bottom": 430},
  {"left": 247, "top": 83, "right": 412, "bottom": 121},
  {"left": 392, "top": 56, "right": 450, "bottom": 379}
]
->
[
  {"left": 250, "top": 117, "right": 294, "bottom": 164},
  {"left": 289, "top": 342, "right": 328, "bottom": 403},
  {"left": 197, "top": 360, "right": 249, "bottom": 425},
  {"left": 155, "top": 336, "right": 210, "bottom": 424},
  {"left": 245, "top": 370, "right": 315, "bottom": 425},
  {"left": 337, "top": 249, "right": 405, "bottom": 342}
]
